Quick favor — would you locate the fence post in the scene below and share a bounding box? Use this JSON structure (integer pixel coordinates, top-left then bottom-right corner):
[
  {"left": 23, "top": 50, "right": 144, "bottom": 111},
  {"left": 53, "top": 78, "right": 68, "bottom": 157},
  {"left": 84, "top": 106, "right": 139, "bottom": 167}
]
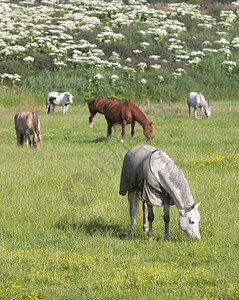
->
[
  {"left": 229, "top": 100, "right": 231, "bottom": 112},
  {"left": 147, "top": 98, "right": 150, "bottom": 112},
  {"left": 160, "top": 99, "right": 162, "bottom": 109}
]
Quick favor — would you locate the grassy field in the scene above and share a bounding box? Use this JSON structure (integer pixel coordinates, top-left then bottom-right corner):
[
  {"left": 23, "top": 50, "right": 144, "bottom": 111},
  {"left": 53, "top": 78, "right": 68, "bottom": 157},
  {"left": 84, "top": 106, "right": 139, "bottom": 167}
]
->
[{"left": 0, "top": 101, "right": 238, "bottom": 299}]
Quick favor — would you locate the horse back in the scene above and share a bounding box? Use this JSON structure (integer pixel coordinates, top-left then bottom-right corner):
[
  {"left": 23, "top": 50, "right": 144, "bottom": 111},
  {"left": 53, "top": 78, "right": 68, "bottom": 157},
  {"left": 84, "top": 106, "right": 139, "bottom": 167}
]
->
[
  {"left": 89, "top": 97, "right": 119, "bottom": 114},
  {"left": 103, "top": 100, "right": 124, "bottom": 123},
  {"left": 187, "top": 92, "right": 200, "bottom": 107},
  {"left": 14, "top": 111, "right": 39, "bottom": 135}
]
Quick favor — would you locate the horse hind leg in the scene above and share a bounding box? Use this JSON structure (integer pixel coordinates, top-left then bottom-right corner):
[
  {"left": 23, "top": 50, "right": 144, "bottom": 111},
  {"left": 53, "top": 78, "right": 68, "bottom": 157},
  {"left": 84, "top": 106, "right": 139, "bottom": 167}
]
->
[
  {"left": 106, "top": 119, "right": 113, "bottom": 141},
  {"left": 142, "top": 201, "right": 148, "bottom": 234},
  {"left": 128, "top": 190, "right": 139, "bottom": 237},
  {"left": 188, "top": 105, "right": 191, "bottom": 118},
  {"left": 121, "top": 120, "right": 127, "bottom": 143},
  {"left": 147, "top": 203, "right": 154, "bottom": 241},
  {"left": 131, "top": 120, "right": 136, "bottom": 141},
  {"left": 89, "top": 111, "right": 96, "bottom": 128}
]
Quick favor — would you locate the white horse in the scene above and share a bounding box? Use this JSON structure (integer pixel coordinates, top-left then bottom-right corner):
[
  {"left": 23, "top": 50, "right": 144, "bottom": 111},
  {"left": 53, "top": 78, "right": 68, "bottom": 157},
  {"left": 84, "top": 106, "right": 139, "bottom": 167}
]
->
[
  {"left": 119, "top": 145, "right": 201, "bottom": 241},
  {"left": 187, "top": 92, "right": 211, "bottom": 119},
  {"left": 46, "top": 92, "right": 73, "bottom": 114}
]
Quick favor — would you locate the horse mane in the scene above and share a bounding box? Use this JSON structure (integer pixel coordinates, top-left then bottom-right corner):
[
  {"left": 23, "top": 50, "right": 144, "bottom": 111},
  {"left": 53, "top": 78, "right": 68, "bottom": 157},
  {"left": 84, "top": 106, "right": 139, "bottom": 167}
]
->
[
  {"left": 125, "top": 100, "right": 150, "bottom": 126},
  {"left": 199, "top": 93, "right": 209, "bottom": 108}
]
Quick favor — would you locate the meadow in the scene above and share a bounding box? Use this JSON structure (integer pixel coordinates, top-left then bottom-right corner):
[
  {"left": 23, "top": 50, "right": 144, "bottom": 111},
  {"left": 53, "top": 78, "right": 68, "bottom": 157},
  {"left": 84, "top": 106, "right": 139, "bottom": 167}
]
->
[{"left": 0, "top": 100, "right": 238, "bottom": 299}]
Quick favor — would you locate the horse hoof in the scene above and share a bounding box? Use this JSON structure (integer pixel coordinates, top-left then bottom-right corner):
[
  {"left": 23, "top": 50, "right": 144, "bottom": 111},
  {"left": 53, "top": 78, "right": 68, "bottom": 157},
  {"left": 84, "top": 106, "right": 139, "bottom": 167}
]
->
[
  {"left": 143, "top": 225, "right": 149, "bottom": 234},
  {"left": 120, "top": 139, "right": 124, "bottom": 143},
  {"left": 89, "top": 123, "right": 93, "bottom": 128}
]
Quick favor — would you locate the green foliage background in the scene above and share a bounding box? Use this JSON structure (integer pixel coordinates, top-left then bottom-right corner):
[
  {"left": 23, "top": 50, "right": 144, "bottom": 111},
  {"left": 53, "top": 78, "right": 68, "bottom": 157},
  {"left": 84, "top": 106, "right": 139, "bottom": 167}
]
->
[{"left": 1, "top": 0, "right": 239, "bottom": 106}]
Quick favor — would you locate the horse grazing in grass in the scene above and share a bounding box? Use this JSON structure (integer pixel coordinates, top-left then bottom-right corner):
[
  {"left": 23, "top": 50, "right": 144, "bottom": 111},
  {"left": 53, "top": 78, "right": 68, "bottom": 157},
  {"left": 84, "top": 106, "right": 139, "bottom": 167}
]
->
[
  {"left": 103, "top": 100, "right": 154, "bottom": 142},
  {"left": 88, "top": 97, "right": 120, "bottom": 127},
  {"left": 187, "top": 92, "right": 211, "bottom": 119},
  {"left": 14, "top": 111, "right": 42, "bottom": 149},
  {"left": 120, "top": 145, "right": 201, "bottom": 241}
]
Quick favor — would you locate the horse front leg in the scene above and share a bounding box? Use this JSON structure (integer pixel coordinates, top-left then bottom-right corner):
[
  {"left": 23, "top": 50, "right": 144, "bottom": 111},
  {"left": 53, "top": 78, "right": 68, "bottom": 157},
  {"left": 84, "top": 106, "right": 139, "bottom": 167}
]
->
[
  {"left": 46, "top": 104, "right": 50, "bottom": 114},
  {"left": 128, "top": 190, "right": 139, "bottom": 237},
  {"left": 26, "top": 132, "right": 31, "bottom": 147},
  {"left": 200, "top": 107, "right": 203, "bottom": 119},
  {"left": 131, "top": 120, "right": 136, "bottom": 141},
  {"left": 62, "top": 105, "right": 66, "bottom": 115},
  {"left": 164, "top": 198, "right": 170, "bottom": 241},
  {"left": 142, "top": 201, "right": 148, "bottom": 234},
  {"left": 52, "top": 104, "right": 55, "bottom": 113},
  {"left": 65, "top": 104, "right": 69, "bottom": 114},
  {"left": 147, "top": 203, "right": 154, "bottom": 241},
  {"left": 121, "top": 120, "right": 127, "bottom": 143}
]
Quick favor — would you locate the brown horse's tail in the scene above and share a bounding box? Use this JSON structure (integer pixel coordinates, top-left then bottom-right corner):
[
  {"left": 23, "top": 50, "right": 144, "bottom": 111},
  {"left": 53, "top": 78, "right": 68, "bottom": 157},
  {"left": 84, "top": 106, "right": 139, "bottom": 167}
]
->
[{"left": 32, "top": 112, "right": 40, "bottom": 136}]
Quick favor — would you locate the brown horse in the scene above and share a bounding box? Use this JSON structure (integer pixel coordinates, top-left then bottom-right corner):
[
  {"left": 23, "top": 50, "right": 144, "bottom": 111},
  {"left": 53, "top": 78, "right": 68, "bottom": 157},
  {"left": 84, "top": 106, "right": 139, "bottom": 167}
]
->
[
  {"left": 88, "top": 97, "right": 120, "bottom": 127},
  {"left": 103, "top": 100, "right": 154, "bottom": 142}
]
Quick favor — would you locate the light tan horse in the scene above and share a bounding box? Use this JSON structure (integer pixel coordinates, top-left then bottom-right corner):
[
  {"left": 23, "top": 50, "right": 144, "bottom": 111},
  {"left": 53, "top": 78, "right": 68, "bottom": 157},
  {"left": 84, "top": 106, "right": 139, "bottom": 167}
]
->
[
  {"left": 103, "top": 100, "right": 154, "bottom": 142},
  {"left": 88, "top": 97, "right": 120, "bottom": 127},
  {"left": 14, "top": 111, "right": 42, "bottom": 149}
]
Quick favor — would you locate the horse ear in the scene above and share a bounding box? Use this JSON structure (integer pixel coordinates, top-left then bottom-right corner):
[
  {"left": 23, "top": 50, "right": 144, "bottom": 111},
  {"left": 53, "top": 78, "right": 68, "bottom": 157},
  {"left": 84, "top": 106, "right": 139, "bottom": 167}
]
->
[
  {"left": 189, "top": 202, "right": 201, "bottom": 211},
  {"left": 195, "top": 202, "right": 201, "bottom": 209},
  {"left": 150, "top": 122, "right": 153, "bottom": 125}
]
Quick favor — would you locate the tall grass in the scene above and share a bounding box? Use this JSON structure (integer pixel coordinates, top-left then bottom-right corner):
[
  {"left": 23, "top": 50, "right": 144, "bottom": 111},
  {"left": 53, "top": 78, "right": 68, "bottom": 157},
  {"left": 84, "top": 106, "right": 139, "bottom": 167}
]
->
[{"left": 0, "top": 102, "right": 238, "bottom": 299}]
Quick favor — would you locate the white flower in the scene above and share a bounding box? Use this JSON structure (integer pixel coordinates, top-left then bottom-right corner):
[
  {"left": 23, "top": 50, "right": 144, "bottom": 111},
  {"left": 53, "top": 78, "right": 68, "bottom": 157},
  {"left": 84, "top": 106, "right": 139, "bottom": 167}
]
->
[
  {"left": 221, "top": 60, "right": 236, "bottom": 66},
  {"left": 150, "top": 64, "right": 161, "bottom": 69},
  {"left": 94, "top": 73, "right": 104, "bottom": 80},
  {"left": 140, "top": 42, "right": 150, "bottom": 49},
  {"left": 139, "top": 78, "right": 147, "bottom": 85},
  {"left": 133, "top": 49, "right": 142, "bottom": 54},
  {"left": 54, "top": 61, "right": 67, "bottom": 67},
  {"left": 137, "top": 62, "right": 147, "bottom": 71},
  {"left": 23, "top": 56, "right": 34, "bottom": 62},
  {"left": 111, "top": 74, "right": 119, "bottom": 81},
  {"left": 157, "top": 76, "right": 164, "bottom": 83}
]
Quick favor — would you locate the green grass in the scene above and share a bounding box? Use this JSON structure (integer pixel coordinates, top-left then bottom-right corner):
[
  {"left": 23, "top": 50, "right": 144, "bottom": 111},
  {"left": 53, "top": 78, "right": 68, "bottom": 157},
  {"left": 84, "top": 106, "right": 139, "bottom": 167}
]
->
[{"left": 0, "top": 102, "right": 238, "bottom": 299}]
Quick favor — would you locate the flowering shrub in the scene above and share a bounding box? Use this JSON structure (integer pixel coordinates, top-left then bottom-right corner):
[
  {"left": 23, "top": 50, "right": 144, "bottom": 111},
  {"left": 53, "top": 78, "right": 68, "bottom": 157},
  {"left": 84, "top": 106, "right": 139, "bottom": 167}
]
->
[{"left": 0, "top": 0, "right": 239, "bottom": 102}]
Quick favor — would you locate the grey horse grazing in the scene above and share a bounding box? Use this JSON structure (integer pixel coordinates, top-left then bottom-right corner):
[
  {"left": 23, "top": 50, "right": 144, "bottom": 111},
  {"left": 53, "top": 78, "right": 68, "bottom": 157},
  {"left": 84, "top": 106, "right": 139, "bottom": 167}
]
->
[
  {"left": 187, "top": 92, "right": 211, "bottom": 119},
  {"left": 119, "top": 145, "right": 201, "bottom": 241}
]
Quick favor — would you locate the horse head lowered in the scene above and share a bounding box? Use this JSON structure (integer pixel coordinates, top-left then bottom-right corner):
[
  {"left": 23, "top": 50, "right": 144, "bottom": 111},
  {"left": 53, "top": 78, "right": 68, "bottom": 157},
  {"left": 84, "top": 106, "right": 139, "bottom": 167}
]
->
[
  {"left": 179, "top": 203, "right": 201, "bottom": 240},
  {"left": 143, "top": 122, "right": 154, "bottom": 140}
]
